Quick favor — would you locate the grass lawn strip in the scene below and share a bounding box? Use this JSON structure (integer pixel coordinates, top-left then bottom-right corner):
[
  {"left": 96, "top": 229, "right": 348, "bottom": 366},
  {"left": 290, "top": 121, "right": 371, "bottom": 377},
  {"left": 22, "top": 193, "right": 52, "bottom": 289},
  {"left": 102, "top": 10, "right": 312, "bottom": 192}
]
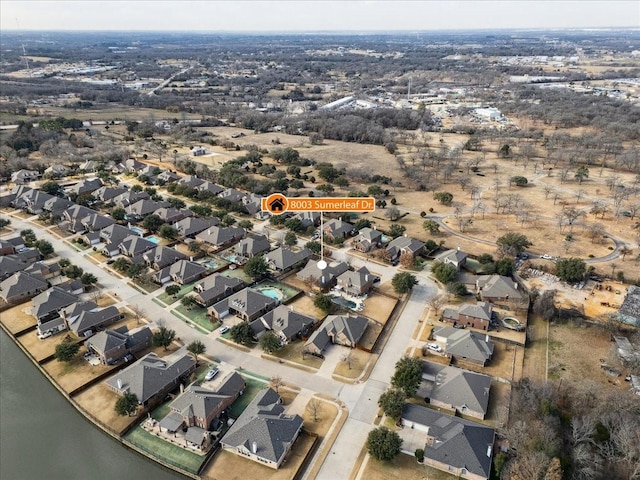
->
[
  {"left": 173, "top": 304, "right": 217, "bottom": 332},
  {"left": 156, "top": 282, "right": 197, "bottom": 305}
]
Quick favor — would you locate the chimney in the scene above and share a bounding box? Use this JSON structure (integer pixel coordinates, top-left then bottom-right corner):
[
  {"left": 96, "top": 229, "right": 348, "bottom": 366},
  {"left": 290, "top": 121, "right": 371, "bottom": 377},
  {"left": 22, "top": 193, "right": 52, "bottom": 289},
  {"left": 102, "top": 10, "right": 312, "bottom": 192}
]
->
[
  {"left": 485, "top": 334, "right": 489, "bottom": 342},
  {"left": 514, "top": 283, "right": 518, "bottom": 290},
  {"left": 252, "top": 441, "right": 258, "bottom": 454},
  {"left": 207, "top": 229, "right": 211, "bottom": 235},
  {"left": 117, "top": 378, "right": 123, "bottom": 389},
  {"left": 457, "top": 246, "right": 460, "bottom": 251},
  {"left": 487, "top": 445, "right": 492, "bottom": 458},
  {"left": 180, "top": 383, "right": 184, "bottom": 393}
]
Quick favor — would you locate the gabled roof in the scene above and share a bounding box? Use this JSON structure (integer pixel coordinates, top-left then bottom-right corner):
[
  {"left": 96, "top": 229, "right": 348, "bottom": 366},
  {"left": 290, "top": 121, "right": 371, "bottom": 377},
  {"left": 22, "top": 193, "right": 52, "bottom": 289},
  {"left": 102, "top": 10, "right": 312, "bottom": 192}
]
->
[
  {"left": 197, "top": 182, "right": 224, "bottom": 195},
  {"left": 105, "top": 352, "right": 196, "bottom": 404},
  {"left": 113, "top": 190, "right": 150, "bottom": 208},
  {"left": 154, "top": 207, "right": 191, "bottom": 222},
  {"left": 212, "top": 287, "right": 278, "bottom": 318},
  {"left": 65, "top": 204, "right": 95, "bottom": 221},
  {"left": 434, "top": 248, "right": 468, "bottom": 265},
  {"left": 62, "top": 300, "right": 98, "bottom": 321},
  {"left": 402, "top": 404, "right": 494, "bottom": 479},
  {"left": 219, "top": 188, "right": 245, "bottom": 203},
  {"left": 386, "top": 236, "right": 425, "bottom": 256},
  {"left": 87, "top": 328, "right": 128, "bottom": 353},
  {"left": 125, "top": 199, "right": 170, "bottom": 216},
  {"left": 93, "top": 186, "right": 128, "bottom": 202},
  {"left": 459, "top": 302, "right": 492, "bottom": 321},
  {"left": 69, "top": 306, "right": 121, "bottom": 334},
  {"left": 165, "top": 260, "right": 208, "bottom": 281},
  {"left": 337, "top": 266, "right": 372, "bottom": 290},
  {"left": 477, "top": 275, "right": 522, "bottom": 299},
  {"left": 43, "top": 196, "right": 73, "bottom": 213},
  {"left": 297, "top": 259, "right": 349, "bottom": 288},
  {"left": 419, "top": 361, "right": 492, "bottom": 417},
  {"left": 178, "top": 175, "right": 205, "bottom": 188},
  {"left": 99, "top": 224, "right": 135, "bottom": 244},
  {"left": 323, "top": 219, "right": 354, "bottom": 237},
  {"left": 143, "top": 246, "right": 186, "bottom": 269},
  {"left": 222, "top": 388, "right": 303, "bottom": 465},
  {"left": 265, "top": 247, "right": 312, "bottom": 271},
  {"left": 433, "top": 327, "right": 495, "bottom": 364},
  {"left": 81, "top": 212, "right": 115, "bottom": 231},
  {"left": 196, "top": 226, "right": 245, "bottom": 246},
  {"left": 0, "top": 271, "right": 48, "bottom": 301},
  {"left": 358, "top": 227, "right": 382, "bottom": 242},
  {"left": 173, "top": 216, "right": 220, "bottom": 238},
  {"left": 31, "top": 287, "right": 79, "bottom": 319},
  {"left": 234, "top": 235, "right": 271, "bottom": 257},
  {"left": 0, "top": 256, "right": 28, "bottom": 279},
  {"left": 119, "top": 235, "right": 156, "bottom": 256},
  {"left": 170, "top": 372, "right": 245, "bottom": 422},
  {"left": 305, "top": 314, "right": 368, "bottom": 351},
  {"left": 68, "top": 178, "right": 103, "bottom": 195},
  {"left": 251, "top": 305, "right": 315, "bottom": 340},
  {"left": 194, "top": 274, "right": 245, "bottom": 304}
]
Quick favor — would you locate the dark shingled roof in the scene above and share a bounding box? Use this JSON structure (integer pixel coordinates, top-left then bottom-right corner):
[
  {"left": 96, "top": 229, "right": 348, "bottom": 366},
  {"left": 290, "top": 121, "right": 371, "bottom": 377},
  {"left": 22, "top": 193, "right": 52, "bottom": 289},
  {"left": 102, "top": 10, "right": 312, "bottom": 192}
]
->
[{"left": 619, "top": 286, "right": 640, "bottom": 327}]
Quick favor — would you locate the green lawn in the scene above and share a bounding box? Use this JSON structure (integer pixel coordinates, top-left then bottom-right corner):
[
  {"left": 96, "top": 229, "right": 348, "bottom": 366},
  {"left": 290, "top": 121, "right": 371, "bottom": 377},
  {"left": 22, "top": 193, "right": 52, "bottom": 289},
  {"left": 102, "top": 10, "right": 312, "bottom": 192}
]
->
[
  {"left": 124, "top": 427, "right": 205, "bottom": 475},
  {"left": 157, "top": 282, "right": 197, "bottom": 305},
  {"left": 173, "top": 304, "right": 218, "bottom": 332},
  {"left": 221, "top": 268, "right": 252, "bottom": 284},
  {"left": 150, "top": 401, "right": 172, "bottom": 421},
  {"left": 133, "top": 279, "right": 160, "bottom": 294},
  {"left": 228, "top": 375, "right": 267, "bottom": 419}
]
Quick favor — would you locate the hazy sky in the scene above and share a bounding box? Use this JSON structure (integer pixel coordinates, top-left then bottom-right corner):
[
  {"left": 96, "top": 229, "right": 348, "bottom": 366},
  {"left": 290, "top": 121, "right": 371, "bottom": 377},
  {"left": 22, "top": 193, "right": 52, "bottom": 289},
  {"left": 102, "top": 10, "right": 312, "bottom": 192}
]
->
[{"left": 1, "top": 1, "right": 638, "bottom": 32}]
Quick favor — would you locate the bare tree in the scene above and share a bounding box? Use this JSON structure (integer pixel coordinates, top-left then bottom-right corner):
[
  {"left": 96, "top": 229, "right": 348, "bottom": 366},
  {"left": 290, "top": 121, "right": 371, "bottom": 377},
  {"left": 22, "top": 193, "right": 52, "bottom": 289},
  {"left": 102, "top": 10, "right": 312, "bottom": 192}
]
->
[
  {"left": 129, "top": 305, "right": 145, "bottom": 325},
  {"left": 306, "top": 397, "right": 323, "bottom": 422},
  {"left": 341, "top": 352, "right": 353, "bottom": 370},
  {"left": 428, "top": 295, "right": 446, "bottom": 317},
  {"left": 269, "top": 375, "right": 284, "bottom": 394}
]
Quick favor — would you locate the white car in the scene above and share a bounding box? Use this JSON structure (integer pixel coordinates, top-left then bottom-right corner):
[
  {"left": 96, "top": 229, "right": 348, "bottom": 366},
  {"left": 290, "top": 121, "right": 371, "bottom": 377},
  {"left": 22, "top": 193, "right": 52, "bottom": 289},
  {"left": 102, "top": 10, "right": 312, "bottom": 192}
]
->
[
  {"left": 218, "top": 325, "right": 229, "bottom": 334},
  {"left": 426, "top": 343, "right": 442, "bottom": 353},
  {"left": 205, "top": 368, "right": 219, "bottom": 381},
  {"left": 541, "top": 254, "right": 553, "bottom": 260},
  {"left": 37, "top": 331, "right": 52, "bottom": 340}
]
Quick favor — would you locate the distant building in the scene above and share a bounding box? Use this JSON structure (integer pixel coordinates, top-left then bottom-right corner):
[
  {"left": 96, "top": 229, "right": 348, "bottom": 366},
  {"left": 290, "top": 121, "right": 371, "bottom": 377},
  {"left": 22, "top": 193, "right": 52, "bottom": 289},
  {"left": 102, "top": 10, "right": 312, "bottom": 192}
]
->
[{"left": 618, "top": 285, "right": 640, "bottom": 327}]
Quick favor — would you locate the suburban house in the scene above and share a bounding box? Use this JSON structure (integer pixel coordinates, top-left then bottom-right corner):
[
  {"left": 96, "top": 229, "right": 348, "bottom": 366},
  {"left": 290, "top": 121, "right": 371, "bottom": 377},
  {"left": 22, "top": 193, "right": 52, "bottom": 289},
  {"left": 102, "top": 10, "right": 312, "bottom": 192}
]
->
[
  {"left": 65, "top": 304, "right": 123, "bottom": 337},
  {"left": 304, "top": 314, "right": 369, "bottom": 356},
  {"left": 61, "top": 205, "right": 96, "bottom": 233},
  {"left": 178, "top": 175, "right": 204, "bottom": 189},
  {"left": 0, "top": 240, "right": 16, "bottom": 256},
  {"left": 218, "top": 188, "right": 245, "bottom": 204},
  {"left": 618, "top": 285, "right": 640, "bottom": 327},
  {"left": 265, "top": 247, "right": 312, "bottom": 273},
  {"left": 432, "top": 326, "right": 495, "bottom": 366},
  {"left": 196, "top": 226, "right": 246, "bottom": 251},
  {"left": 0, "top": 257, "right": 28, "bottom": 280},
  {"left": 353, "top": 227, "right": 383, "bottom": 253},
  {"left": 221, "top": 387, "right": 303, "bottom": 469},
  {"left": 113, "top": 158, "right": 145, "bottom": 174},
  {"left": 32, "top": 287, "right": 79, "bottom": 335},
  {"left": 155, "top": 207, "right": 191, "bottom": 224},
  {"left": 154, "top": 260, "right": 208, "bottom": 285},
  {"left": 442, "top": 302, "right": 493, "bottom": 331},
  {"left": 193, "top": 274, "right": 245, "bottom": 307},
  {"left": 173, "top": 216, "right": 220, "bottom": 239},
  {"left": 105, "top": 352, "right": 197, "bottom": 406},
  {"left": 322, "top": 219, "right": 354, "bottom": 241},
  {"left": 43, "top": 196, "right": 74, "bottom": 217},
  {"left": 0, "top": 272, "right": 48, "bottom": 304},
  {"left": 143, "top": 246, "right": 187, "bottom": 270},
  {"left": 9, "top": 248, "right": 41, "bottom": 265},
  {"left": 81, "top": 212, "right": 115, "bottom": 233},
  {"left": 119, "top": 235, "right": 157, "bottom": 257},
  {"left": 23, "top": 261, "right": 61, "bottom": 280},
  {"left": 210, "top": 287, "right": 278, "bottom": 322},
  {"left": 100, "top": 224, "right": 136, "bottom": 256},
  {"left": 401, "top": 404, "right": 495, "bottom": 480},
  {"left": 157, "top": 170, "right": 181, "bottom": 184},
  {"left": 296, "top": 211, "right": 320, "bottom": 228},
  {"left": 476, "top": 275, "right": 523, "bottom": 304},
  {"left": 160, "top": 372, "right": 246, "bottom": 434},
  {"left": 44, "top": 164, "right": 69, "bottom": 178},
  {"left": 11, "top": 169, "right": 40, "bottom": 184},
  {"left": 93, "top": 186, "right": 128, "bottom": 203},
  {"left": 234, "top": 234, "right": 271, "bottom": 258},
  {"left": 418, "top": 361, "right": 492, "bottom": 420},
  {"left": 191, "top": 146, "right": 207, "bottom": 156},
  {"left": 68, "top": 178, "right": 103, "bottom": 196},
  {"left": 113, "top": 190, "right": 150, "bottom": 208},
  {"left": 250, "top": 305, "right": 316, "bottom": 344},
  {"left": 19, "top": 189, "right": 54, "bottom": 214},
  {"left": 197, "top": 182, "right": 224, "bottom": 196},
  {"left": 434, "top": 248, "right": 468, "bottom": 270},
  {"left": 296, "top": 259, "right": 349, "bottom": 291},
  {"left": 336, "top": 266, "right": 375, "bottom": 296},
  {"left": 125, "top": 199, "right": 171, "bottom": 222},
  {"left": 85, "top": 325, "right": 152, "bottom": 364},
  {"left": 386, "top": 236, "right": 425, "bottom": 262}
]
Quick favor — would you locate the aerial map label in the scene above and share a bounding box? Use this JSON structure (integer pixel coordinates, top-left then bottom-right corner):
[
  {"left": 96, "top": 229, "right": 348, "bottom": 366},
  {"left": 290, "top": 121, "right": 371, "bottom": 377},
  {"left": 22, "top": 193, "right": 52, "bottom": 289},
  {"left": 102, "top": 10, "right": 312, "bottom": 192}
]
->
[{"left": 261, "top": 193, "right": 376, "bottom": 215}]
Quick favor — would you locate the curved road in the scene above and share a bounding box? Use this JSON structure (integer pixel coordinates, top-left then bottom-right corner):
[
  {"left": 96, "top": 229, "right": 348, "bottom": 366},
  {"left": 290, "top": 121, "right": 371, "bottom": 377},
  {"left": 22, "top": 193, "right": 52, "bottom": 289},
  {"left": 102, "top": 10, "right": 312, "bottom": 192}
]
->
[{"left": 5, "top": 212, "right": 438, "bottom": 480}]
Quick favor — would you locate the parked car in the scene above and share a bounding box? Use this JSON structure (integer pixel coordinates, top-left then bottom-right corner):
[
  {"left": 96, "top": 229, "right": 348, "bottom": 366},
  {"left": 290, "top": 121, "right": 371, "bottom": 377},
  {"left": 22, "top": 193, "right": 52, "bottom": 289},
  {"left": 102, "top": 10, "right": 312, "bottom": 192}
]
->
[
  {"left": 218, "top": 325, "right": 229, "bottom": 334},
  {"left": 541, "top": 254, "right": 553, "bottom": 260},
  {"left": 106, "top": 259, "right": 115, "bottom": 265},
  {"left": 426, "top": 343, "right": 442, "bottom": 352},
  {"left": 205, "top": 368, "right": 219, "bottom": 381},
  {"left": 37, "top": 331, "right": 52, "bottom": 340}
]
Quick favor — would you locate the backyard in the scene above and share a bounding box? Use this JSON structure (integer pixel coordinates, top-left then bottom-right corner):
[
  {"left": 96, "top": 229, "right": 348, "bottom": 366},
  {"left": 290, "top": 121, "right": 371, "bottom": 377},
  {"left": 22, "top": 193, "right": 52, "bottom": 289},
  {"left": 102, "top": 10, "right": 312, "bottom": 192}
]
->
[
  {"left": 42, "top": 355, "right": 115, "bottom": 393},
  {"left": 253, "top": 279, "right": 302, "bottom": 304},
  {"left": 1, "top": 304, "right": 36, "bottom": 334},
  {"left": 73, "top": 383, "right": 140, "bottom": 435}
]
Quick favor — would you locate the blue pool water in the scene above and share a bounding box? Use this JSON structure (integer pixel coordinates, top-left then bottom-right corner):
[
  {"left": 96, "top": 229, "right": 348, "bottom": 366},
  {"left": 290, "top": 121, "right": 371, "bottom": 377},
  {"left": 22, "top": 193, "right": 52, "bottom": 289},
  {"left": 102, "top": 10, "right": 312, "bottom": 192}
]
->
[
  {"left": 331, "top": 296, "right": 358, "bottom": 309},
  {"left": 259, "top": 288, "right": 283, "bottom": 300},
  {"left": 130, "top": 227, "right": 144, "bottom": 235},
  {"left": 147, "top": 236, "right": 161, "bottom": 244},
  {"left": 203, "top": 261, "right": 218, "bottom": 269}
]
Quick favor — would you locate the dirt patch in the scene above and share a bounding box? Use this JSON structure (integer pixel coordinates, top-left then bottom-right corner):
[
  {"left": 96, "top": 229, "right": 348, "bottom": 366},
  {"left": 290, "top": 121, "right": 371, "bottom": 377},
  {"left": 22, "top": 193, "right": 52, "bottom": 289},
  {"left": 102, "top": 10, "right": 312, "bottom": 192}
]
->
[
  {"left": 1, "top": 304, "right": 36, "bottom": 333},
  {"left": 73, "top": 383, "right": 140, "bottom": 434}
]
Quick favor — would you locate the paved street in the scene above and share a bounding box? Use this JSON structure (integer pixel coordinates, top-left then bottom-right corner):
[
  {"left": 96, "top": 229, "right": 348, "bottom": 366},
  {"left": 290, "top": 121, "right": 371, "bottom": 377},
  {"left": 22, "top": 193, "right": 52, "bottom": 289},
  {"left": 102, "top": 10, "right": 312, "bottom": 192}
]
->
[{"left": 5, "top": 212, "right": 438, "bottom": 479}]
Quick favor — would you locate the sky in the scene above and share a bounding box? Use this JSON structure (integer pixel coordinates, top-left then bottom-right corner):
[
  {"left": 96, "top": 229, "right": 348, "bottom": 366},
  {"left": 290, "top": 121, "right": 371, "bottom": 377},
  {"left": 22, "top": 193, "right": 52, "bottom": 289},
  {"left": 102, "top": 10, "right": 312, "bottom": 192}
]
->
[{"left": 1, "top": 1, "right": 638, "bottom": 32}]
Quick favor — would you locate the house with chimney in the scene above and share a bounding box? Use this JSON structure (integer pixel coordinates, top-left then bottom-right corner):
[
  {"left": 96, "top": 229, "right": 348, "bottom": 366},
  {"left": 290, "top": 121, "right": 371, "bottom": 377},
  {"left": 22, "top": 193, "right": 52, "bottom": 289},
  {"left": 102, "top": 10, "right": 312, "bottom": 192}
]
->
[
  {"left": 322, "top": 219, "right": 354, "bottom": 242},
  {"left": 234, "top": 234, "right": 271, "bottom": 258},
  {"left": 432, "top": 326, "right": 495, "bottom": 366},
  {"left": 0, "top": 271, "right": 48, "bottom": 304},
  {"left": 442, "top": 302, "right": 493, "bottom": 331},
  {"left": 353, "top": 227, "right": 383, "bottom": 253},
  {"left": 434, "top": 248, "right": 468, "bottom": 271},
  {"left": 476, "top": 275, "right": 523, "bottom": 304},
  {"left": 296, "top": 259, "right": 349, "bottom": 291},
  {"left": 336, "top": 266, "right": 374, "bottom": 296},
  {"left": 386, "top": 236, "right": 425, "bottom": 262},
  {"left": 85, "top": 325, "right": 152, "bottom": 364},
  {"left": 173, "top": 217, "right": 220, "bottom": 239},
  {"left": 143, "top": 246, "right": 187, "bottom": 270},
  {"left": 193, "top": 274, "right": 245, "bottom": 307},
  {"left": 304, "top": 314, "right": 369, "bottom": 356},
  {"left": 154, "top": 260, "right": 208, "bottom": 285},
  {"left": 195, "top": 226, "right": 245, "bottom": 251},
  {"left": 264, "top": 247, "right": 312, "bottom": 273}
]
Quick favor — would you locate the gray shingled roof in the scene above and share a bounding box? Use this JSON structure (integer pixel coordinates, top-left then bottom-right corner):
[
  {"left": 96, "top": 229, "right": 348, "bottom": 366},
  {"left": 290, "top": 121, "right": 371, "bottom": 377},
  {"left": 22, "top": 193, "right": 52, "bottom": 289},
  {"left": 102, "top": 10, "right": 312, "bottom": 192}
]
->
[
  {"left": 174, "top": 216, "right": 219, "bottom": 238},
  {"left": 194, "top": 274, "right": 245, "bottom": 305},
  {"left": 265, "top": 247, "right": 312, "bottom": 271},
  {"left": 196, "top": 226, "right": 245, "bottom": 246},
  {"left": 119, "top": 235, "right": 156, "bottom": 256},
  {"left": 105, "top": 352, "right": 196, "bottom": 404},
  {"left": 143, "top": 246, "right": 186, "bottom": 269},
  {"left": 433, "top": 327, "right": 495, "bottom": 364},
  {"left": 434, "top": 248, "right": 468, "bottom": 266},
  {"left": 323, "top": 219, "right": 354, "bottom": 237},
  {"left": 234, "top": 235, "right": 271, "bottom": 257},
  {"left": 250, "top": 305, "right": 315, "bottom": 340},
  {"left": 222, "top": 388, "right": 303, "bottom": 465},
  {"left": 0, "top": 257, "right": 28, "bottom": 280},
  {"left": 0, "top": 271, "right": 48, "bottom": 301},
  {"left": 419, "top": 361, "right": 492, "bottom": 417},
  {"left": 459, "top": 302, "right": 492, "bottom": 321},
  {"left": 386, "top": 236, "right": 425, "bottom": 257},
  {"left": 402, "top": 404, "right": 494, "bottom": 479},
  {"left": 296, "top": 259, "right": 349, "bottom": 289},
  {"left": 31, "top": 287, "right": 79, "bottom": 319},
  {"left": 305, "top": 314, "right": 369, "bottom": 351},
  {"left": 87, "top": 328, "right": 128, "bottom": 353},
  {"left": 69, "top": 306, "right": 121, "bottom": 334},
  {"left": 211, "top": 287, "right": 278, "bottom": 319},
  {"left": 337, "top": 266, "right": 373, "bottom": 291},
  {"left": 477, "top": 275, "right": 522, "bottom": 299}
]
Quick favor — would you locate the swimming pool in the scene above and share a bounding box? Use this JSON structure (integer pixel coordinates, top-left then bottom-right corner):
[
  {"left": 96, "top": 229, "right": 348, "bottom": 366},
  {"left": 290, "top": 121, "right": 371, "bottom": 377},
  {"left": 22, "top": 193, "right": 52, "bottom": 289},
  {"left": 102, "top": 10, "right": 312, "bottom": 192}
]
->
[
  {"left": 258, "top": 287, "right": 284, "bottom": 300},
  {"left": 147, "top": 236, "right": 161, "bottom": 244},
  {"left": 331, "top": 296, "right": 359, "bottom": 310},
  {"left": 203, "top": 260, "right": 218, "bottom": 269},
  {"left": 130, "top": 226, "right": 144, "bottom": 235}
]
